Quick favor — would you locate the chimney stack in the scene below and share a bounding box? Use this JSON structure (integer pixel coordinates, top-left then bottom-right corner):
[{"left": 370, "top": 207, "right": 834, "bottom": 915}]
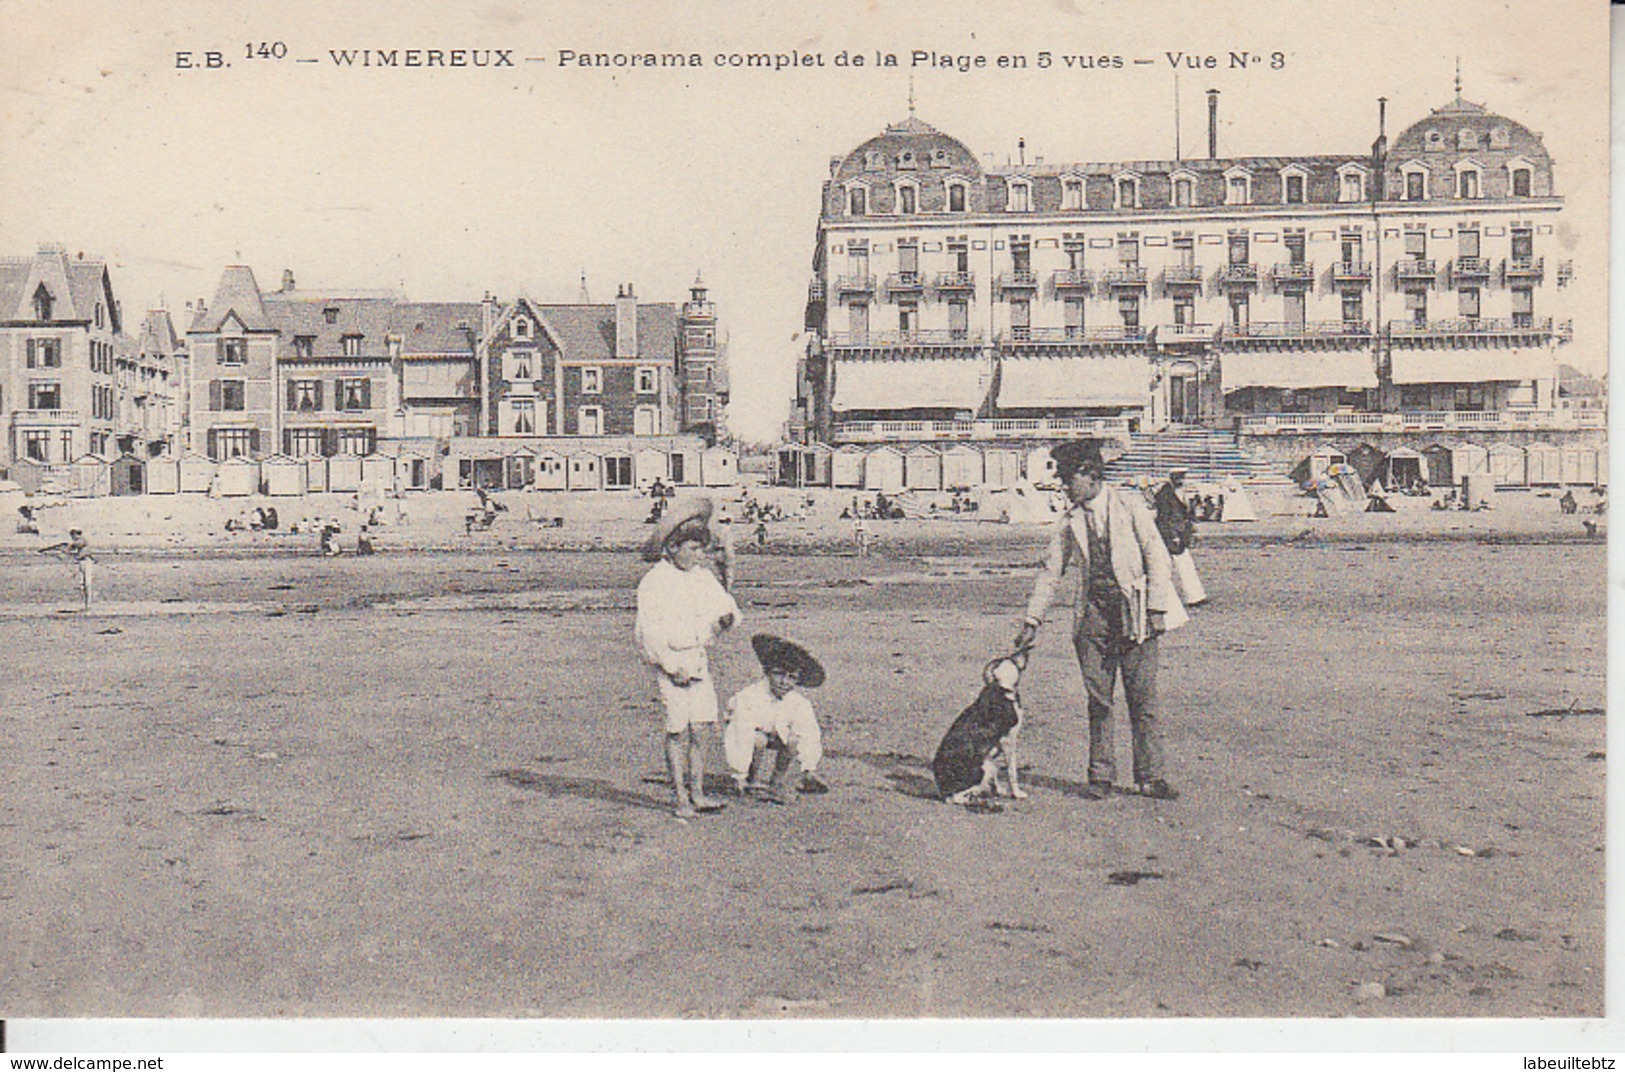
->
[
  {"left": 1207, "top": 89, "right": 1220, "bottom": 159},
  {"left": 1017, "top": 137, "right": 1026, "bottom": 166},
  {"left": 281, "top": 269, "right": 295, "bottom": 293},
  {"left": 481, "top": 291, "right": 498, "bottom": 336},
  {"left": 615, "top": 283, "right": 638, "bottom": 359}
]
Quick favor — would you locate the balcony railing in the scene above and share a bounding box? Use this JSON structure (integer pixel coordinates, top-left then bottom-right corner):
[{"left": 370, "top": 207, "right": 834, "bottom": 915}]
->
[
  {"left": 835, "top": 274, "right": 876, "bottom": 295},
  {"left": 1219, "top": 263, "right": 1260, "bottom": 287},
  {"left": 1270, "top": 262, "right": 1315, "bottom": 287},
  {"left": 885, "top": 271, "right": 925, "bottom": 295},
  {"left": 996, "top": 270, "right": 1039, "bottom": 291},
  {"left": 1155, "top": 322, "right": 1219, "bottom": 345},
  {"left": 1395, "top": 258, "right": 1438, "bottom": 283},
  {"left": 1333, "top": 260, "right": 1373, "bottom": 284},
  {"left": 1503, "top": 257, "right": 1545, "bottom": 280},
  {"left": 1451, "top": 256, "right": 1492, "bottom": 279},
  {"left": 934, "top": 270, "right": 977, "bottom": 292},
  {"left": 833, "top": 415, "right": 1134, "bottom": 444},
  {"left": 1161, "top": 265, "right": 1204, "bottom": 287},
  {"left": 827, "top": 329, "right": 985, "bottom": 348},
  {"left": 1387, "top": 316, "right": 1554, "bottom": 340},
  {"left": 1239, "top": 409, "right": 1605, "bottom": 435},
  {"left": 1102, "top": 266, "right": 1148, "bottom": 289},
  {"left": 1049, "top": 268, "right": 1095, "bottom": 291},
  {"left": 997, "top": 326, "right": 1147, "bottom": 346},
  {"left": 1227, "top": 320, "right": 1372, "bottom": 341},
  {"left": 12, "top": 408, "right": 80, "bottom": 425},
  {"left": 807, "top": 280, "right": 826, "bottom": 303}
]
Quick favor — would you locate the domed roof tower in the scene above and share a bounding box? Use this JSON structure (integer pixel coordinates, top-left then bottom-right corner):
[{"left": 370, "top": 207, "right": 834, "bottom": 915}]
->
[
  {"left": 1385, "top": 84, "right": 1554, "bottom": 201},
  {"left": 822, "top": 116, "right": 986, "bottom": 218}
]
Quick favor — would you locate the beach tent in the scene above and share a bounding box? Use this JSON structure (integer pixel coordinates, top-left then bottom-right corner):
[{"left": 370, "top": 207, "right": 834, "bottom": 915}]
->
[
  {"left": 328, "top": 454, "right": 363, "bottom": 493},
  {"left": 532, "top": 449, "right": 568, "bottom": 491},
  {"left": 1025, "top": 446, "right": 1057, "bottom": 487},
  {"left": 72, "top": 454, "right": 111, "bottom": 498},
  {"left": 395, "top": 451, "right": 431, "bottom": 492},
  {"left": 1524, "top": 442, "right": 1561, "bottom": 485},
  {"left": 1420, "top": 443, "right": 1456, "bottom": 487},
  {"left": 831, "top": 446, "right": 866, "bottom": 488},
  {"left": 988, "top": 480, "right": 1061, "bottom": 524},
  {"left": 1384, "top": 447, "right": 1425, "bottom": 490},
  {"left": 109, "top": 455, "right": 145, "bottom": 496},
  {"left": 216, "top": 456, "right": 258, "bottom": 497},
  {"left": 701, "top": 448, "right": 738, "bottom": 487},
  {"left": 1560, "top": 445, "right": 1597, "bottom": 487},
  {"left": 670, "top": 446, "right": 703, "bottom": 487},
  {"left": 1463, "top": 472, "right": 1498, "bottom": 508},
  {"left": 178, "top": 454, "right": 215, "bottom": 494},
  {"left": 903, "top": 445, "right": 943, "bottom": 491},
  {"left": 1488, "top": 443, "right": 1527, "bottom": 487},
  {"left": 942, "top": 445, "right": 984, "bottom": 490},
  {"left": 361, "top": 453, "right": 396, "bottom": 491},
  {"left": 1305, "top": 444, "right": 1346, "bottom": 485},
  {"left": 1346, "top": 442, "right": 1389, "bottom": 492},
  {"left": 146, "top": 454, "right": 180, "bottom": 495},
  {"left": 262, "top": 455, "right": 308, "bottom": 497},
  {"left": 567, "top": 452, "right": 602, "bottom": 491},
  {"left": 634, "top": 447, "right": 668, "bottom": 489},
  {"left": 1216, "top": 479, "right": 1258, "bottom": 521},
  {"left": 863, "top": 446, "right": 905, "bottom": 493},
  {"left": 305, "top": 456, "right": 330, "bottom": 493},
  {"left": 1451, "top": 443, "right": 1490, "bottom": 481},
  {"left": 983, "top": 448, "right": 1022, "bottom": 489}
]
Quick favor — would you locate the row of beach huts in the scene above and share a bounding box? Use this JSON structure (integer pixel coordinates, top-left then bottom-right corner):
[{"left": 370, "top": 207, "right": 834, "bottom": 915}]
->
[
  {"left": 7, "top": 443, "right": 742, "bottom": 498},
  {"left": 1303, "top": 440, "right": 1608, "bottom": 490}
]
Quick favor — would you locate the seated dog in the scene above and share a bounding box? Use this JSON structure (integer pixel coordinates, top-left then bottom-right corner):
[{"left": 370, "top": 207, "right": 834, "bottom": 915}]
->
[{"left": 932, "top": 651, "right": 1028, "bottom": 805}]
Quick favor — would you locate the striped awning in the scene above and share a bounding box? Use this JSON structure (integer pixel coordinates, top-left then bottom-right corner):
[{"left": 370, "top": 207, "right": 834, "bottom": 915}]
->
[
  {"left": 833, "top": 357, "right": 989, "bottom": 411},
  {"left": 1222, "top": 350, "right": 1378, "bottom": 391},
  {"left": 996, "top": 355, "right": 1150, "bottom": 408},
  {"left": 1389, "top": 349, "right": 1555, "bottom": 385}
]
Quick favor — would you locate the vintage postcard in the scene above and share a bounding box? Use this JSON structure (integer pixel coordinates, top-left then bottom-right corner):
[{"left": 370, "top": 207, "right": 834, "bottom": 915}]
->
[{"left": 0, "top": 0, "right": 1611, "bottom": 1053}]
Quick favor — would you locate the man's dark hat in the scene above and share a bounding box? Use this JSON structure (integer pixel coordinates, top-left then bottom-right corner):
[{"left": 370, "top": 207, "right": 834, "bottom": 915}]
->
[
  {"left": 1050, "top": 439, "right": 1105, "bottom": 481},
  {"left": 751, "top": 633, "right": 825, "bottom": 688}
]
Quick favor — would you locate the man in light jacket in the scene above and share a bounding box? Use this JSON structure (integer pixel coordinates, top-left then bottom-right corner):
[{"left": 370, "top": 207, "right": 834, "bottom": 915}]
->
[{"left": 1016, "top": 440, "right": 1186, "bottom": 801}]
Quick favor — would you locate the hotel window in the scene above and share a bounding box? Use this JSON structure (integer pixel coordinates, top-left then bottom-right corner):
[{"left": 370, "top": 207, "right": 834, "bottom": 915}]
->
[
  {"left": 1459, "top": 287, "right": 1481, "bottom": 320},
  {"left": 947, "top": 182, "right": 967, "bottom": 212},
  {"left": 219, "top": 379, "right": 246, "bottom": 411},
  {"left": 1064, "top": 236, "right": 1087, "bottom": 270},
  {"left": 1456, "top": 168, "right": 1480, "bottom": 200},
  {"left": 1405, "top": 170, "right": 1427, "bottom": 201},
  {"left": 1283, "top": 173, "right": 1305, "bottom": 204},
  {"left": 897, "top": 184, "right": 918, "bottom": 215},
  {"left": 293, "top": 335, "right": 315, "bottom": 359},
  {"left": 1010, "top": 237, "right": 1031, "bottom": 276},
  {"left": 898, "top": 240, "right": 919, "bottom": 282},
  {"left": 1115, "top": 177, "right": 1138, "bottom": 209},
  {"left": 1458, "top": 227, "right": 1481, "bottom": 261},
  {"left": 341, "top": 334, "right": 363, "bottom": 357},
  {"left": 1284, "top": 231, "right": 1306, "bottom": 266},
  {"left": 1173, "top": 235, "right": 1195, "bottom": 269},
  {"left": 509, "top": 398, "right": 536, "bottom": 435},
  {"left": 57, "top": 430, "right": 72, "bottom": 461},
  {"left": 1007, "top": 181, "right": 1031, "bottom": 212},
  {"left": 336, "top": 428, "right": 375, "bottom": 456},
  {"left": 1400, "top": 385, "right": 1430, "bottom": 409},
  {"left": 28, "top": 382, "right": 60, "bottom": 410},
  {"left": 1118, "top": 236, "right": 1140, "bottom": 267},
  {"left": 1228, "top": 293, "right": 1249, "bottom": 328},
  {"left": 636, "top": 366, "right": 658, "bottom": 394},
  {"left": 1405, "top": 288, "right": 1428, "bottom": 326},
  {"left": 848, "top": 187, "right": 867, "bottom": 216},
  {"left": 1062, "top": 178, "right": 1084, "bottom": 210},
  {"left": 1225, "top": 174, "right": 1250, "bottom": 205},
  {"left": 285, "top": 428, "right": 325, "bottom": 457},
  {"left": 581, "top": 366, "right": 602, "bottom": 394},
  {"left": 1341, "top": 291, "right": 1364, "bottom": 324},
  {"left": 506, "top": 350, "right": 535, "bottom": 381},
  {"left": 1283, "top": 292, "right": 1306, "bottom": 329},
  {"left": 1064, "top": 297, "right": 1085, "bottom": 337},
  {"left": 289, "top": 379, "right": 322, "bottom": 412},
  {"left": 1340, "top": 172, "right": 1364, "bottom": 203},
  {"left": 337, "top": 377, "right": 370, "bottom": 411},
  {"left": 1339, "top": 232, "right": 1362, "bottom": 266},
  {"left": 214, "top": 428, "right": 254, "bottom": 460},
  {"left": 578, "top": 406, "right": 604, "bottom": 436},
  {"left": 1511, "top": 287, "right": 1533, "bottom": 327},
  {"left": 948, "top": 299, "right": 969, "bottom": 339},
  {"left": 1511, "top": 168, "right": 1531, "bottom": 197},
  {"left": 1454, "top": 384, "right": 1488, "bottom": 411},
  {"left": 323, "top": 307, "right": 340, "bottom": 324},
  {"left": 1118, "top": 294, "right": 1140, "bottom": 333},
  {"left": 1511, "top": 226, "right": 1533, "bottom": 261},
  {"left": 1008, "top": 298, "right": 1030, "bottom": 341},
  {"left": 1404, "top": 229, "right": 1427, "bottom": 261},
  {"left": 898, "top": 300, "right": 919, "bottom": 335},
  {"left": 23, "top": 431, "right": 49, "bottom": 462},
  {"left": 1227, "top": 232, "right": 1250, "bottom": 266},
  {"left": 949, "top": 238, "right": 970, "bottom": 273},
  {"left": 1173, "top": 177, "right": 1194, "bottom": 207},
  {"left": 847, "top": 302, "right": 869, "bottom": 339},
  {"left": 1172, "top": 294, "right": 1194, "bottom": 327},
  {"left": 220, "top": 338, "right": 247, "bottom": 366},
  {"left": 847, "top": 240, "right": 869, "bottom": 280},
  {"left": 25, "top": 339, "right": 61, "bottom": 368}
]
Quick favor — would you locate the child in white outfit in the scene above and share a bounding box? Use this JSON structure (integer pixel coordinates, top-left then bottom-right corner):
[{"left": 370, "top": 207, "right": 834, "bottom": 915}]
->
[{"left": 724, "top": 634, "right": 827, "bottom": 803}]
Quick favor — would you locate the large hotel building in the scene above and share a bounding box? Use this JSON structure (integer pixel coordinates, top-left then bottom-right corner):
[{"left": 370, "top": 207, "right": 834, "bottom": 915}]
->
[{"left": 789, "top": 89, "right": 1592, "bottom": 476}]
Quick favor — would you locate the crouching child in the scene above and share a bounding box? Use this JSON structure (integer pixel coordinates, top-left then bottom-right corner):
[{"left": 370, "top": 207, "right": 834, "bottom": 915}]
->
[{"left": 724, "top": 634, "right": 827, "bottom": 804}]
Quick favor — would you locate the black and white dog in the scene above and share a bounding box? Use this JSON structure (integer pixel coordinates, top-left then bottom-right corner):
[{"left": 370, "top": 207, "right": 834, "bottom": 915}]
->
[{"left": 932, "top": 650, "right": 1028, "bottom": 805}]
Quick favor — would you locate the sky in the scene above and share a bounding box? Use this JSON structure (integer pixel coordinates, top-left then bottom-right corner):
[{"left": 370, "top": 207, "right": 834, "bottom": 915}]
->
[{"left": 0, "top": 0, "right": 1609, "bottom": 444}]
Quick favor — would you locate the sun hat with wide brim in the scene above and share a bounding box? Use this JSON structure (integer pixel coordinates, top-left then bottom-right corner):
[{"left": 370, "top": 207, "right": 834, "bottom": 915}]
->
[
  {"left": 642, "top": 496, "right": 714, "bottom": 562},
  {"left": 751, "top": 633, "right": 825, "bottom": 689}
]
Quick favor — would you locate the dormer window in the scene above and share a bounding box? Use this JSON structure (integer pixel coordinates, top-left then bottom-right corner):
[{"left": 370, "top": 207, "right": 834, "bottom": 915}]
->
[
  {"left": 1457, "top": 128, "right": 1480, "bottom": 151},
  {"left": 1489, "top": 126, "right": 1512, "bottom": 150},
  {"left": 931, "top": 148, "right": 950, "bottom": 168},
  {"left": 1454, "top": 160, "right": 1482, "bottom": 199},
  {"left": 1424, "top": 129, "right": 1445, "bottom": 151},
  {"left": 1337, "top": 163, "right": 1367, "bottom": 203},
  {"left": 1007, "top": 180, "right": 1032, "bottom": 212},
  {"left": 514, "top": 318, "right": 531, "bottom": 339},
  {"left": 898, "top": 150, "right": 917, "bottom": 170},
  {"left": 293, "top": 335, "right": 315, "bottom": 359},
  {"left": 895, "top": 182, "right": 918, "bottom": 215},
  {"left": 946, "top": 181, "right": 967, "bottom": 212},
  {"left": 848, "top": 186, "right": 867, "bottom": 216},
  {"left": 864, "top": 151, "right": 885, "bottom": 172},
  {"left": 1399, "top": 162, "right": 1430, "bottom": 201},
  {"left": 1172, "top": 175, "right": 1196, "bottom": 207},
  {"left": 1511, "top": 167, "right": 1531, "bottom": 197},
  {"left": 32, "top": 284, "right": 53, "bottom": 322},
  {"left": 1062, "top": 177, "right": 1085, "bottom": 210},
  {"left": 341, "top": 334, "right": 362, "bottom": 357},
  {"left": 1279, "top": 165, "right": 1309, "bottom": 204},
  {"left": 323, "top": 307, "right": 339, "bottom": 324},
  {"left": 1114, "top": 175, "right": 1140, "bottom": 210},
  {"left": 1224, "top": 167, "right": 1252, "bottom": 205},
  {"left": 1506, "top": 157, "right": 1536, "bottom": 198}
]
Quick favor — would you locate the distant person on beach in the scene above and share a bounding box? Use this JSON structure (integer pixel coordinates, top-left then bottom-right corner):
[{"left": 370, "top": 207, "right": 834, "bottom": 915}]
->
[
  {"left": 40, "top": 528, "right": 95, "bottom": 610},
  {"left": 635, "top": 497, "right": 740, "bottom": 819},
  {"left": 319, "top": 521, "right": 342, "bottom": 557},
  {"left": 16, "top": 505, "right": 37, "bottom": 535},
  {"left": 1560, "top": 490, "right": 1578, "bottom": 515},
  {"left": 1016, "top": 440, "right": 1185, "bottom": 802},
  {"left": 1153, "top": 468, "right": 1206, "bottom": 608}
]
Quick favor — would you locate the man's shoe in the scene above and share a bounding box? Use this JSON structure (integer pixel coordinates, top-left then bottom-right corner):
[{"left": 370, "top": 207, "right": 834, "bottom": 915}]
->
[
  {"left": 1082, "top": 782, "right": 1112, "bottom": 801},
  {"left": 801, "top": 773, "right": 829, "bottom": 794},
  {"left": 1137, "top": 780, "right": 1179, "bottom": 801}
]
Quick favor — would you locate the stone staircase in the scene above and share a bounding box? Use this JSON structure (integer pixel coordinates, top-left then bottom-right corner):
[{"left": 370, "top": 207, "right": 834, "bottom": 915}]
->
[{"left": 1106, "top": 424, "right": 1297, "bottom": 489}]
